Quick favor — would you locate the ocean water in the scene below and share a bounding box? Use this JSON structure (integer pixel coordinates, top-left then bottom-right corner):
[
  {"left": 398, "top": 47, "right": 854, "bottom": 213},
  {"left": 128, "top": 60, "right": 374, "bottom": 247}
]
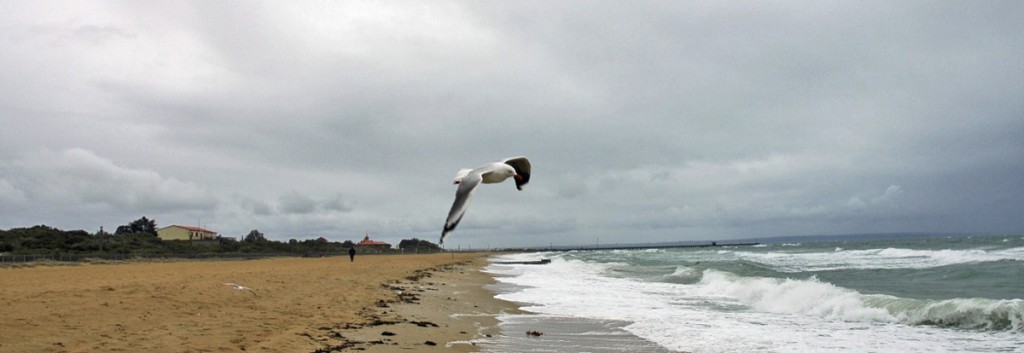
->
[{"left": 484, "top": 235, "right": 1024, "bottom": 353}]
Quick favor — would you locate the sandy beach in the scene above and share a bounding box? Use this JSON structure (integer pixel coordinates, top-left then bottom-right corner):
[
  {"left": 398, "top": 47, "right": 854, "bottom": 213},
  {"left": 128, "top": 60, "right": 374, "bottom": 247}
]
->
[{"left": 0, "top": 253, "right": 516, "bottom": 353}]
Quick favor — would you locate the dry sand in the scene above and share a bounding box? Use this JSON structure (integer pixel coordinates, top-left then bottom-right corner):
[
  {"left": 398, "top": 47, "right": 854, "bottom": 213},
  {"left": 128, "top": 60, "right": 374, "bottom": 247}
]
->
[{"left": 0, "top": 253, "right": 516, "bottom": 353}]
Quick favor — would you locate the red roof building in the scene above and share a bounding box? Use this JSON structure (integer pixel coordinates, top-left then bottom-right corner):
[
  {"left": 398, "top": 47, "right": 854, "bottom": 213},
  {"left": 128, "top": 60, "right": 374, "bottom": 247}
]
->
[{"left": 356, "top": 234, "right": 390, "bottom": 248}]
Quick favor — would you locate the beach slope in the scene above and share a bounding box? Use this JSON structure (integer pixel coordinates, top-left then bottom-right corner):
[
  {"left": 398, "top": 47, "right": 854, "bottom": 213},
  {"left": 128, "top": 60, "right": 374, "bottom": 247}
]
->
[{"left": 0, "top": 253, "right": 505, "bottom": 353}]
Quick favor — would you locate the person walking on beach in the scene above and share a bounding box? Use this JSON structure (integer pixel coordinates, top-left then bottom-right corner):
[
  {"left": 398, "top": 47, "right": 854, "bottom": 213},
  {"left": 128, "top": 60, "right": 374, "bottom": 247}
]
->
[{"left": 348, "top": 247, "right": 356, "bottom": 262}]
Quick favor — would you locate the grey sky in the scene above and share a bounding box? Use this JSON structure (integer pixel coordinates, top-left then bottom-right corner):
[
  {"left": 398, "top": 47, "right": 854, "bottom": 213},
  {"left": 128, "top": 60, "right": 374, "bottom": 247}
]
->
[{"left": 1, "top": 1, "right": 1021, "bottom": 248}]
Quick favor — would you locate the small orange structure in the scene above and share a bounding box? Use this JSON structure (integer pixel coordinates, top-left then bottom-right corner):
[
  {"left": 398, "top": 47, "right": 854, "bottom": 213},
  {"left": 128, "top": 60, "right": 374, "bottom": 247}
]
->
[
  {"left": 356, "top": 234, "right": 391, "bottom": 251},
  {"left": 358, "top": 233, "right": 393, "bottom": 252}
]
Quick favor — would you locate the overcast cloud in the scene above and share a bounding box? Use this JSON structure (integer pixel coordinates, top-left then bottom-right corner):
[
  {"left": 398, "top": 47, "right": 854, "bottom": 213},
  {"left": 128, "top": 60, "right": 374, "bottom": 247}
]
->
[{"left": 1, "top": 1, "right": 1021, "bottom": 248}]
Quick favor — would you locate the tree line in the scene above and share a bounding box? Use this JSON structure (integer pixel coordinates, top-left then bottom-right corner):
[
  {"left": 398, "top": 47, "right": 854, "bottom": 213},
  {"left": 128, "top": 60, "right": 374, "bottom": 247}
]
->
[{"left": 0, "top": 217, "right": 440, "bottom": 256}]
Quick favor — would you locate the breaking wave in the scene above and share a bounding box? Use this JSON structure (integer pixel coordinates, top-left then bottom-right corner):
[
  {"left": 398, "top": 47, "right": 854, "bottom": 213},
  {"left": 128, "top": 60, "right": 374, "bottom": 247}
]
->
[
  {"left": 730, "top": 246, "right": 1024, "bottom": 272},
  {"left": 696, "top": 269, "right": 1023, "bottom": 331}
]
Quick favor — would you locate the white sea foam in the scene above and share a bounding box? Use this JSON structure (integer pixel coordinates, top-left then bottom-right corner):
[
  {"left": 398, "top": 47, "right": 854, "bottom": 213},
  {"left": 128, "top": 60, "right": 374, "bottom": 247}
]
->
[
  {"left": 732, "top": 246, "right": 1024, "bottom": 272},
  {"left": 663, "top": 266, "right": 702, "bottom": 283},
  {"left": 878, "top": 297, "right": 1024, "bottom": 331},
  {"left": 695, "top": 269, "right": 897, "bottom": 322},
  {"left": 487, "top": 253, "right": 1024, "bottom": 353},
  {"left": 695, "top": 269, "right": 1024, "bottom": 331}
]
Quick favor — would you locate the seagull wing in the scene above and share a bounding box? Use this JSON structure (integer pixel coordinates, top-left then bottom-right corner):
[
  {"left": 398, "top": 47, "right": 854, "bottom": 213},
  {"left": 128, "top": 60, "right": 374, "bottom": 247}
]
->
[
  {"left": 441, "top": 170, "right": 483, "bottom": 244},
  {"left": 502, "top": 156, "right": 531, "bottom": 190}
]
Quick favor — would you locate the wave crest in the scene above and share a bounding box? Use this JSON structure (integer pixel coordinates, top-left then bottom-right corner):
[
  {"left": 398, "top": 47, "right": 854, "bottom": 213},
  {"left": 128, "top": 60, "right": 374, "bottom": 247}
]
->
[
  {"left": 873, "top": 296, "right": 1024, "bottom": 331},
  {"left": 733, "top": 246, "right": 1024, "bottom": 272},
  {"left": 697, "top": 269, "right": 1023, "bottom": 331},
  {"left": 663, "top": 266, "right": 702, "bottom": 283}
]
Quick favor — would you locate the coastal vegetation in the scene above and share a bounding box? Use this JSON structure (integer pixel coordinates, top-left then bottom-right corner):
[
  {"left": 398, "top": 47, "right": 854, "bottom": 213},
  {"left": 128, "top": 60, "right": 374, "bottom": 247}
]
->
[{"left": 0, "top": 217, "right": 440, "bottom": 257}]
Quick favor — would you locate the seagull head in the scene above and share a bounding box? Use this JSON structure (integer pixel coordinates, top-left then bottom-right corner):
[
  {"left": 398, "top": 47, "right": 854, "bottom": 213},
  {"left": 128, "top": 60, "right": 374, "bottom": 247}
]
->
[{"left": 503, "top": 167, "right": 517, "bottom": 178}]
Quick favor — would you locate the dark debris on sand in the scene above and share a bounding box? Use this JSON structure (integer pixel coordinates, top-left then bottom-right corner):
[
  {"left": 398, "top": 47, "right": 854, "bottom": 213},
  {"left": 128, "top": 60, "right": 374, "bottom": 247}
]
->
[{"left": 308, "top": 261, "right": 476, "bottom": 353}]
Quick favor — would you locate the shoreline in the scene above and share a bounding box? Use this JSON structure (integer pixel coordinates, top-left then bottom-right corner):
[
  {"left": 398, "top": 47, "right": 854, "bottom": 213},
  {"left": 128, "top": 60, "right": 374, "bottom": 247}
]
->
[
  {"left": 343, "top": 256, "right": 522, "bottom": 352},
  {"left": 485, "top": 255, "right": 678, "bottom": 353},
  {"left": 0, "top": 253, "right": 512, "bottom": 353}
]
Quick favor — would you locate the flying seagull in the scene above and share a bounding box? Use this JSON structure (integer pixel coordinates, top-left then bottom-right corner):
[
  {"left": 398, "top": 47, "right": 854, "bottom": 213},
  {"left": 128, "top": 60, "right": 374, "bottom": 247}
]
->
[
  {"left": 441, "top": 156, "right": 531, "bottom": 244},
  {"left": 224, "top": 282, "right": 258, "bottom": 296}
]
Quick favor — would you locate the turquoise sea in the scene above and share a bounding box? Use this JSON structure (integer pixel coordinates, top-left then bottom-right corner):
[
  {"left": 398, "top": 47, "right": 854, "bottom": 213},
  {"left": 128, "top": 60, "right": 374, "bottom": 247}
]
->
[{"left": 485, "top": 235, "right": 1023, "bottom": 352}]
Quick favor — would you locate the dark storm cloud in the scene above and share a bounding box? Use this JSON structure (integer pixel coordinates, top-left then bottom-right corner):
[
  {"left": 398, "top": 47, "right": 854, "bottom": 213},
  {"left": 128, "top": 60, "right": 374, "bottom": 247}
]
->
[{"left": 1, "top": 1, "right": 1021, "bottom": 246}]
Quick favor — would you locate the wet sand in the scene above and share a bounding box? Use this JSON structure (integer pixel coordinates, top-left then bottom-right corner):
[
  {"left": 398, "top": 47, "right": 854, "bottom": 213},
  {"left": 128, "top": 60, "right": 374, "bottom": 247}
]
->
[{"left": 0, "top": 253, "right": 515, "bottom": 353}]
